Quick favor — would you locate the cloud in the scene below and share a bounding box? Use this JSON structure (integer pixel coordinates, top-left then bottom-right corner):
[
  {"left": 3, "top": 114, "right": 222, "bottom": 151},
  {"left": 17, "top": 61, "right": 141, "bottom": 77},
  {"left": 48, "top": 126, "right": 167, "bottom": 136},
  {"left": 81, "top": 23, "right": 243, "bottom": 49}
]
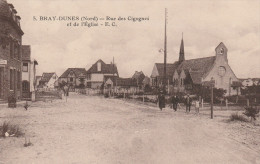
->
[{"left": 9, "top": 0, "right": 260, "bottom": 78}]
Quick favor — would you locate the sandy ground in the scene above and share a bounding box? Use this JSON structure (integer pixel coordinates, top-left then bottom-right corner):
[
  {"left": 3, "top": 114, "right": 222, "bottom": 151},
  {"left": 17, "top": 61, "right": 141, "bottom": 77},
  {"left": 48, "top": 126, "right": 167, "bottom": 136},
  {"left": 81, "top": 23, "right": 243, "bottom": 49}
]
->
[{"left": 0, "top": 93, "right": 260, "bottom": 164}]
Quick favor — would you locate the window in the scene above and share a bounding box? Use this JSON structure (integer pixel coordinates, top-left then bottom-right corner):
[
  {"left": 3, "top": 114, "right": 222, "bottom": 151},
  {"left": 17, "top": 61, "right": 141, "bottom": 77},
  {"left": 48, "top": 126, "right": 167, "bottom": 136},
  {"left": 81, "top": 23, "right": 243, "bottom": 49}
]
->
[
  {"left": 10, "top": 69, "right": 14, "bottom": 90},
  {"left": 86, "top": 74, "right": 91, "bottom": 80},
  {"left": 17, "top": 71, "right": 20, "bottom": 89},
  {"left": 22, "top": 81, "right": 29, "bottom": 91},
  {"left": 23, "top": 63, "right": 28, "bottom": 72},
  {"left": 218, "top": 66, "right": 226, "bottom": 77},
  {"left": 14, "top": 43, "right": 19, "bottom": 59},
  {"left": 10, "top": 41, "right": 14, "bottom": 58},
  {"left": 70, "top": 78, "right": 73, "bottom": 82},
  {"left": 97, "top": 62, "right": 101, "bottom": 72}
]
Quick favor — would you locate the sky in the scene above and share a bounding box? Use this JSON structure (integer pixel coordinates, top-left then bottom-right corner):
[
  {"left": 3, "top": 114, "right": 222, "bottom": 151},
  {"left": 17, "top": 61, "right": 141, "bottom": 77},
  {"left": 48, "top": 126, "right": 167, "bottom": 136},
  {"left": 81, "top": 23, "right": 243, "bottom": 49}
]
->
[{"left": 8, "top": 0, "right": 260, "bottom": 78}]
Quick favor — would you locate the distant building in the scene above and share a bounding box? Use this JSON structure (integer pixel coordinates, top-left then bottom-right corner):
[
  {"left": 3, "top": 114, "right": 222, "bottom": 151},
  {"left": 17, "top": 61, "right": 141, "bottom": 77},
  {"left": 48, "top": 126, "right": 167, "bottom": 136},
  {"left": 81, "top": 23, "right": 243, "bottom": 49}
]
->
[
  {"left": 35, "top": 76, "right": 42, "bottom": 88},
  {"left": 21, "top": 45, "right": 38, "bottom": 99},
  {"left": 39, "top": 72, "right": 58, "bottom": 89},
  {"left": 86, "top": 59, "right": 118, "bottom": 89},
  {"left": 142, "top": 76, "right": 151, "bottom": 87},
  {"left": 132, "top": 71, "right": 145, "bottom": 88},
  {"left": 151, "top": 37, "right": 241, "bottom": 96},
  {"left": 240, "top": 78, "right": 260, "bottom": 88},
  {"left": 59, "top": 68, "right": 87, "bottom": 88},
  {"left": 114, "top": 78, "right": 138, "bottom": 93},
  {"left": 0, "top": 0, "right": 24, "bottom": 100}
]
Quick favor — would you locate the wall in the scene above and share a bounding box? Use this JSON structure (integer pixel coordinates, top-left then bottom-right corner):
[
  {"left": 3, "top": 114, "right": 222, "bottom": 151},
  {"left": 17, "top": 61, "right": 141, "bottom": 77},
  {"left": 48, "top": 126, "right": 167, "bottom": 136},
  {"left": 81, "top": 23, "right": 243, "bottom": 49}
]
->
[
  {"left": 203, "top": 51, "right": 240, "bottom": 96},
  {"left": 0, "top": 19, "right": 22, "bottom": 100},
  {"left": 91, "top": 74, "right": 104, "bottom": 82}
]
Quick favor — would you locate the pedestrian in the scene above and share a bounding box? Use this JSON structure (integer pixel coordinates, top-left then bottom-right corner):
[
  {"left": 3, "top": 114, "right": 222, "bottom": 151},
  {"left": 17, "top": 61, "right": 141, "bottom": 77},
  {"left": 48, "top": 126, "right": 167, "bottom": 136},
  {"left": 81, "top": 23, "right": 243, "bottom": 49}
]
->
[
  {"left": 158, "top": 90, "right": 165, "bottom": 111},
  {"left": 64, "top": 84, "right": 69, "bottom": 96},
  {"left": 195, "top": 99, "right": 200, "bottom": 114},
  {"left": 185, "top": 94, "right": 192, "bottom": 113},
  {"left": 171, "top": 94, "right": 179, "bottom": 111}
]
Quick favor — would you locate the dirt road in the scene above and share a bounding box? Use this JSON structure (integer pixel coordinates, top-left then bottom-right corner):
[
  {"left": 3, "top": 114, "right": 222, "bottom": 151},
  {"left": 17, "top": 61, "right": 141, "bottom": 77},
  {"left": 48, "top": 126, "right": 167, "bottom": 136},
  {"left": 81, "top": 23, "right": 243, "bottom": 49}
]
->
[{"left": 0, "top": 94, "right": 259, "bottom": 164}]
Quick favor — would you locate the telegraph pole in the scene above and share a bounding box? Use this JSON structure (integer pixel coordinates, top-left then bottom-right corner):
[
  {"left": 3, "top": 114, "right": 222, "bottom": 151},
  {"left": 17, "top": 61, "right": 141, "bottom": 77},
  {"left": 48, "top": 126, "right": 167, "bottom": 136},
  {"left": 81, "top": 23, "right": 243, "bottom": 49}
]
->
[{"left": 163, "top": 8, "right": 167, "bottom": 95}]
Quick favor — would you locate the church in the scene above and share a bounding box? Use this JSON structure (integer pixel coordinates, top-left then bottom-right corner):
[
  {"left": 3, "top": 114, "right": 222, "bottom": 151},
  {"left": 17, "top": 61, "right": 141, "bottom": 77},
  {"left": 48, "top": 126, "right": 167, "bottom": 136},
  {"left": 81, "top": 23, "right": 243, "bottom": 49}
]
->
[{"left": 150, "top": 37, "right": 241, "bottom": 96}]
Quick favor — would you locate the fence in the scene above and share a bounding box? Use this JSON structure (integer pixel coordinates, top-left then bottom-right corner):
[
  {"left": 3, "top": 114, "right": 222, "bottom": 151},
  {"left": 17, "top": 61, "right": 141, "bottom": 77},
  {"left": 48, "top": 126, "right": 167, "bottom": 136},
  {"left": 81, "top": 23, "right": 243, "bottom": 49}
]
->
[
  {"left": 75, "top": 88, "right": 102, "bottom": 96},
  {"left": 36, "top": 90, "right": 62, "bottom": 101}
]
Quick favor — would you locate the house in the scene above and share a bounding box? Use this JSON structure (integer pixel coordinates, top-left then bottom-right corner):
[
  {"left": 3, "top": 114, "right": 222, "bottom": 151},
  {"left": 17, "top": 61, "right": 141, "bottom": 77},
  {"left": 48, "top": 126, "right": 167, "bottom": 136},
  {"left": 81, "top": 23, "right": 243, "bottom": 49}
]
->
[
  {"left": 132, "top": 71, "right": 145, "bottom": 88},
  {"left": 151, "top": 36, "right": 241, "bottom": 96},
  {"left": 39, "top": 72, "right": 58, "bottom": 89},
  {"left": 59, "top": 68, "right": 87, "bottom": 88},
  {"left": 114, "top": 78, "right": 138, "bottom": 94},
  {"left": 240, "top": 78, "right": 260, "bottom": 88},
  {"left": 142, "top": 76, "right": 151, "bottom": 87},
  {"left": 21, "top": 45, "right": 38, "bottom": 99},
  {"left": 35, "top": 76, "right": 42, "bottom": 88},
  {"left": 0, "top": 0, "right": 24, "bottom": 101},
  {"left": 86, "top": 59, "right": 118, "bottom": 89}
]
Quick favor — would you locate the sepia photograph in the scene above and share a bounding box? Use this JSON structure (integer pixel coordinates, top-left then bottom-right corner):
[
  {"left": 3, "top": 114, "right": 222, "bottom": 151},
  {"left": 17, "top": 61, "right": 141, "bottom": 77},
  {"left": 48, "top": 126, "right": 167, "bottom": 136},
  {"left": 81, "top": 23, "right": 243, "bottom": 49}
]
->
[{"left": 0, "top": 0, "right": 260, "bottom": 163}]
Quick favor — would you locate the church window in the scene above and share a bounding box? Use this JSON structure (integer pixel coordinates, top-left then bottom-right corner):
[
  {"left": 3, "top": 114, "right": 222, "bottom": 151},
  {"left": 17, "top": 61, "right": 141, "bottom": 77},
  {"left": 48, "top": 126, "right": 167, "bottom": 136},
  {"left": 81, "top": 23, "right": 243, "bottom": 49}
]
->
[{"left": 218, "top": 66, "right": 226, "bottom": 77}]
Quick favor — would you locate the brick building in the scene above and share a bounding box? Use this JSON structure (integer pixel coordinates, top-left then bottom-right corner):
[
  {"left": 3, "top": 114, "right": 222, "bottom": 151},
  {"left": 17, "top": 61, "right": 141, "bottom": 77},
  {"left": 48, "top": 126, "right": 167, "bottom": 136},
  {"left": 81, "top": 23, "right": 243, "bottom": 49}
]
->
[{"left": 0, "top": 0, "right": 24, "bottom": 101}]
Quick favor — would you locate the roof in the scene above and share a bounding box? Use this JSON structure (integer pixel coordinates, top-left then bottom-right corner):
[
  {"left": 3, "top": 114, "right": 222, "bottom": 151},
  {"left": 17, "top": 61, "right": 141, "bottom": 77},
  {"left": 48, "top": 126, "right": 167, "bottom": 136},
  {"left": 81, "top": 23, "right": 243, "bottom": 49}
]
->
[
  {"left": 116, "top": 78, "right": 137, "bottom": 87},
  {"left": 177, "top": 56, "right": 216, "bottom": 74},
  {"left": 40, "top": 73, "right": 55, "bottom": 83},
  {"left": 189, "top": 71, "right": 204, "bottom": 84},
  {"left": 21, "top": 45, "right": 31, "bottom": 61},
  {"left": 155, "top": 63, "right": 179, "bottom": 77},
  {"left": 60, "top": 68, "right": 87, "bottom": 78},
  {"left": 86, "top": 59, "right": 118, "bottom": 75},
  {"left": 0, "top": 0, "right": 23, "bottom": 34},
  {"left": 155, "top": 56, "right": 216, "bottom": 84}
]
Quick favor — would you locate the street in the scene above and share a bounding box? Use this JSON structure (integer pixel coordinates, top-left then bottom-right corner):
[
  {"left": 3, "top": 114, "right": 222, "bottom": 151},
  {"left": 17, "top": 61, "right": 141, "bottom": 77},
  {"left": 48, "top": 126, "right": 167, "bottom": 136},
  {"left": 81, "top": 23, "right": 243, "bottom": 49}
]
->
[{"left": 0, "top": 93, "right": 259, "bottom": 164}]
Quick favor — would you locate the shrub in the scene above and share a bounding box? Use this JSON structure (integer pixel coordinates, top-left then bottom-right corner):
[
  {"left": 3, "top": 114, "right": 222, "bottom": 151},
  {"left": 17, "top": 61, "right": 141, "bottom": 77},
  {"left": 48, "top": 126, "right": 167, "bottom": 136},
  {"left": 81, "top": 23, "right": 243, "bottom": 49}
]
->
[
  {"left": 229, "top": 113, "right": 248, "bottom": 122},
  {"left": 244, "top": 106, "right": 259, "bottom": 121},
  {"left": 0, "top": 121, "right": 24, "bottom": 138}
]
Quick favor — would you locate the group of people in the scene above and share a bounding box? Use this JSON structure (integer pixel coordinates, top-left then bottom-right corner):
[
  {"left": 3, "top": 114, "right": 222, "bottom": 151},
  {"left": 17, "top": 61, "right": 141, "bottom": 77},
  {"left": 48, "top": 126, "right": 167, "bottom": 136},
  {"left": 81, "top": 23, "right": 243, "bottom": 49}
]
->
[{"left": 158, "top": 91, "right": 200, "bottom": 113}]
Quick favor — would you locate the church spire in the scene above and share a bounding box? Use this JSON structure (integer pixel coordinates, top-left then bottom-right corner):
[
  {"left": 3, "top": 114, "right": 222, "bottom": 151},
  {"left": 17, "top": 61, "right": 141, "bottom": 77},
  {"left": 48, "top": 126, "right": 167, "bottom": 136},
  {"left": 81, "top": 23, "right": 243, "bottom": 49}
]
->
[{"left": 179, "top": 33, "right": 185, "bottom": 62}]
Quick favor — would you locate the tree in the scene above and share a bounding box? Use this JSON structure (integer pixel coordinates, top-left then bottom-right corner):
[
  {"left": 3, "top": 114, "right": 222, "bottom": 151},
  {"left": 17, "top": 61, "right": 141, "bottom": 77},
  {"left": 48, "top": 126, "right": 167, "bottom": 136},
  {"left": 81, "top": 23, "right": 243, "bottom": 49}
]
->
[{"left": 192, "top": 85, "right": 226, "bottom": 104}]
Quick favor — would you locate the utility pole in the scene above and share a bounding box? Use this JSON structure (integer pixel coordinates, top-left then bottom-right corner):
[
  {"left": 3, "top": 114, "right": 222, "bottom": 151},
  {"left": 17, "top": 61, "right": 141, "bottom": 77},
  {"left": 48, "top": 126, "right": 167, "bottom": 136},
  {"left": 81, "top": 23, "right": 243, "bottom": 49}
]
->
[
  {"left": 211, "top": 79, "right": 214, "bottom": 119},
  {"left": 163, "top": 8, "right": 167, "bottom": 95}
]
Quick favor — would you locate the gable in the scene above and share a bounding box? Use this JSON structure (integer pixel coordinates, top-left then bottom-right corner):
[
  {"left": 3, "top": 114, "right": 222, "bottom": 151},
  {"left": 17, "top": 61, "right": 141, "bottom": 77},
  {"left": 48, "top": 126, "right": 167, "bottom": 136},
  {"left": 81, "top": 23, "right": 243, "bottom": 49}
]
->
[{"left": 151, "top": 64, "right": 159, "bottom": 77}]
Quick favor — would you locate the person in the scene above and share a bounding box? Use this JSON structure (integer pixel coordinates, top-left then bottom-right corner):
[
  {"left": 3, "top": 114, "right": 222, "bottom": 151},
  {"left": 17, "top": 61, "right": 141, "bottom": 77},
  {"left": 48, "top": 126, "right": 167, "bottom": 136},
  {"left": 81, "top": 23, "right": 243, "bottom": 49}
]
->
[
  {"left": 158, "top": 91, "right": 165, "bottom": 111},
  {"left": 171, "top": 94, "right": 179, "bottom": 111},
  {"left": 64, "top": 84, "right": 69, "bottom": 96},
  {"left": 195, "top": 99, "right": 200, "bottom": 114},
  {"left": 185, "top": 94, "right": 192, "bottom": 113}
]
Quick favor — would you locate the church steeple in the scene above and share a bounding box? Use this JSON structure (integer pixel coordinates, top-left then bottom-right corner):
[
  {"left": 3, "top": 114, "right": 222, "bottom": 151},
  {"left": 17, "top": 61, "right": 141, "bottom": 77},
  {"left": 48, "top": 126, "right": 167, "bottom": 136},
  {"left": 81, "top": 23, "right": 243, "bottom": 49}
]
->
[{"left": 179, "top": 33, "right": 185, "bottom": 62}]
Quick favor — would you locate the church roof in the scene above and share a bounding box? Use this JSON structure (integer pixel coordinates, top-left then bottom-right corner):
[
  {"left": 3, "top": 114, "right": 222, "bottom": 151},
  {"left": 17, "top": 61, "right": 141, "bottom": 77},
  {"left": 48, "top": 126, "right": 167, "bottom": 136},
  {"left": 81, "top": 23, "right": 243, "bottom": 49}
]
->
[
  {"left": 154, "top": 56, "right": 216, "bottom": 84},
  {"left": 155, "top": 63, "right": 179, "bottom": 77},
  {"left": 60, "top": 68, "right": 87, "bottom": 78},
  {"left": 177, "top": 56, "right": 216, "bottom": 75}
]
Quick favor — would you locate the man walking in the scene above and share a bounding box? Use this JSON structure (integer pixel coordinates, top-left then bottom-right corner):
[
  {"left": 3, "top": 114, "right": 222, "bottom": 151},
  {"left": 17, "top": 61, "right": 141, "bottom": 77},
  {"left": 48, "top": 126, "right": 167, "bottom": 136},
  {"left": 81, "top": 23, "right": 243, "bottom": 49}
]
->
[
  {"left": 185, "top": 94, "right": 192, "bottom": 113},
  {"left": 171, "top": 94, "right": 179, "bottom": 111},
  {"left": 158, "top": 90, "right": 165, "bottom": 111}
]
